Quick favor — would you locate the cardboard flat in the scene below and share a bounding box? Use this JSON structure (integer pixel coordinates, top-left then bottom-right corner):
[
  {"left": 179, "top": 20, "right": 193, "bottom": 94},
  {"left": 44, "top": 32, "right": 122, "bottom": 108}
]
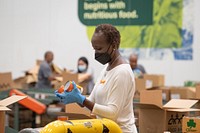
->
[
  {"left": 0, "top": 95, "right": 26, "bottom": 107},
  {"left": 0, "top": 106, "right": 10, "bottom": 111},
  {"left": 52, "top": 63, "right": 63, "bottom": 75},
  {"left": 167, "top": 108, "right": 200, "bottom": 112},
  {"left": 0, "top": 95, "right": 27, "bottom": 133},
  {"left": 26, "top": 64, "right": 39, "bottom": 75},
  {"left": 163, "top": 99, "right": 198, "bottom": 109}
]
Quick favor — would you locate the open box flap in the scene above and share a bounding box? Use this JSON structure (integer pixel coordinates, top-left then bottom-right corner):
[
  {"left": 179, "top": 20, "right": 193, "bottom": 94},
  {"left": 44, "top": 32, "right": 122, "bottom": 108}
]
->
[
  {"left": 166, "top": 108, "right": 200, "bottom": 112},
  {"left": 134, "top": 102, "right": 162, "bottom": 109},
  {"left": 0, "top": 106, "right": 10, "bottom": 111},
  {"left": 0, "top": 95, "right": 27, "bottom": 106},
  {"left": 163, "top": 99, "right": 198, "bottom": 109},
  {"left": 140, "top": 89, "right": 163, "bottom": 108}
]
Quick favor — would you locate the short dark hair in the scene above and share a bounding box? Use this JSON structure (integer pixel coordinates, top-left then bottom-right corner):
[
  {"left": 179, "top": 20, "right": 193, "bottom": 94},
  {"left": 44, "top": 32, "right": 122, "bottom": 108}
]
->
[
  {"left": 78, "top": 56, "right": 89, "bottom": 73},
  {"left": 44, "top": 51, "right": 53, "bottom": 58},
  {"left": 94, "top": 24, "right": 120, "bottom": 48},
  {"left": 78, "top": 56, "right": 89, "bottom": 66}
]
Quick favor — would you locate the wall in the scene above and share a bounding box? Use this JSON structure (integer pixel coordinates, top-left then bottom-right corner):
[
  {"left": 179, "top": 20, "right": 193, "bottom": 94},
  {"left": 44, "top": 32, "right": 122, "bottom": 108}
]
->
[{"left": 0, "top": 0, "right": 199, "bottom": 86}]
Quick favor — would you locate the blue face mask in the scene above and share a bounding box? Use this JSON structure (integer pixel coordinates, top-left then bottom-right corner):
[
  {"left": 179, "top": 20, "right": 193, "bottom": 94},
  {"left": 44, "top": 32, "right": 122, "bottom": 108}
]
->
[{"left": 78, "top": 65, "right": 87, "bottom": 72}]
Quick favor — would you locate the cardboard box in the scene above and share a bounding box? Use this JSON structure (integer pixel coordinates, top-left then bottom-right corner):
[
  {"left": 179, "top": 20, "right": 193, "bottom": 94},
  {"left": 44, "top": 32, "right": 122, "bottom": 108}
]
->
[
  {"left": 134, "top": 78, "right": 153, "bottom": 101},
  {"left": 140, "top": 90, "right": 163, "bottom": 107},
  {"left": 0, "top": 95, "right": 27, "bottom": 133},
  {"left": 52, "top": 72, "right": 79, "bottom": 89},
  {"left": 196, "top": 84, "right": 200, "bottom": 99},
  {"left": 79, "top": 80, "right": 89, "bottom": 95},
  {"left": 184, "top": 80, "right": 200, "bottom": 87},
  {"left": 25, "top": 61, "right": 40, "bottom": 84},
  {"left": 0, "top": 72, "right": 13, "bottom": 91},
  {"left": 65, "top": 103, "right": 92, "bottom": 119},
  {"left": 135, "top": 90, "right": 200, "bottom": 133},
  {"left": 12, "top": 76, "right": 28, "bottom": 89},
  {"left": 159, "top": 86, "right": 171, "bottom": 103},
  {"left": 65, "top": 103, "right": 90, "bottom": 115},
  {"left": 170, "top": 87, "right": 196, "bottom": 99},
  {"left": 140, "top": 87, "right": 170, "bottom": 105},
  {"left": 52, "top": 63, "right": 63, "bottom": 75},
  {"left": 143, "top": 74, "right": 165, "bottom": 87},
  {"left": 133, "top": 107, "right": 139, "bottom": 128},
  {"left": 62, "top": 72, "right": 78, "bottom": 83},
  {"left": 135, "top": 78, "right": 146, "bottom": 92},
  {"left": 182, "top": 116, "right": 200, "bottom": 133}
]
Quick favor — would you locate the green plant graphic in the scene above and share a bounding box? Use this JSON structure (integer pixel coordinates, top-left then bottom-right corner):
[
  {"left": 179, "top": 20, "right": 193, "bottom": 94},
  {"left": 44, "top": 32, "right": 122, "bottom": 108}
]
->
[
  {"left": 187, "top": 119, "right": 196, "bottom": 129},
  {"left": 86, "top": 0, "right": 183, "bottom": 49}
]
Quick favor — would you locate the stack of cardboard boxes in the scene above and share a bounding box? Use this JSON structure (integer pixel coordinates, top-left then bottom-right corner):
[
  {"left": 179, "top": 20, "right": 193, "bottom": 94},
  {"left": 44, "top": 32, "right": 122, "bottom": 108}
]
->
[
  {"left": 134, "top": 74, "right": 165, "bottom": 101},
  {"left": 134, "top": 74, "right": 200, "bottom": 133},
  {"left": 136, "top": 89, "right": 200, "bottom": 133},
  {"left": 181, "top": 84, "right": 200, "bottom": 133},
  {"left": 134, "top": 74, "right": 165, "bottom": 127}
]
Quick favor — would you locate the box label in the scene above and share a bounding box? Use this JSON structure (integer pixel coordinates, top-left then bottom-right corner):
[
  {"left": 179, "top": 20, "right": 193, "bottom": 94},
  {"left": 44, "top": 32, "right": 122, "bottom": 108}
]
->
[
  {"left": 182, "top": 117, "right": 200, "bottom": 133},
  {"left": 167, "top": 112, "right": 185, "bottom": 133}
]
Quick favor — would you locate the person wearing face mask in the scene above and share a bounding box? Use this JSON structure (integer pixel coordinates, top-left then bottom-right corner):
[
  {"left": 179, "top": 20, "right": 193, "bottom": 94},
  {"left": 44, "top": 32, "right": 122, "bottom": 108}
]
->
[
  {"left": 77, "top": 56, "right": 94, "bottom": 94},
  {"left": 55, "top": 24, "right": 137, "bottom": 133},
  {"left": 35, "top": 51, "right": 57, "bottom": 89}
]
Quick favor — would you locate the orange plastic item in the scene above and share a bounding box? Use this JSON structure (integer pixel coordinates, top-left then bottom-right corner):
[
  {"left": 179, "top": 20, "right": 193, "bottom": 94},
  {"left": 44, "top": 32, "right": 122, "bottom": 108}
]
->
[
  {"left": 58, "top": 85, "right": 65, "bottom": 93},
  {"left": 57, "top": 116, "right": 68, "bottom": 121},
  {"left": 57, "top": 81, "right": 83, "bottom": 93},
  {"left": 9, "top": 89, "right": 46, "bottom": 114}
]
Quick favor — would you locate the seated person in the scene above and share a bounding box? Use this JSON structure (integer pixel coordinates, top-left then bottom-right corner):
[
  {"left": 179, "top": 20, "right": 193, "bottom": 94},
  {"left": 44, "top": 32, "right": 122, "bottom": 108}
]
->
[
  {"left": 77, "top": 56, "right": 94, "bottom": 94},
  {"left": 129, "top": 53, "right": 146, "bottom": 78}
]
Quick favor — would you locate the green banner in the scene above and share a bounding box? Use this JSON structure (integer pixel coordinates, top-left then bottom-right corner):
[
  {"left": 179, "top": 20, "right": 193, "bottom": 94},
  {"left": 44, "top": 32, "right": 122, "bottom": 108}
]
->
[{"left": 78, "top": 0, "right": 153, "bottom": 26}]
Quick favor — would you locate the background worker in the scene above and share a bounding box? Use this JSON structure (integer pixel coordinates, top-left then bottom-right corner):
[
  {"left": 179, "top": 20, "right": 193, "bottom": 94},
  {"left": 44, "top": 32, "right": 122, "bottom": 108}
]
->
[
  {"left": 129, "top": 53, "right": 146, "bottom": 78},
  {"left": 35, "top": 51, "right": 56, "bottom": 89},
  {"left": 55, "top": 24, "right": 138, "bottom": 133},
  {"left": 77, "top": 56, "right": 94, "bottom": 95}
]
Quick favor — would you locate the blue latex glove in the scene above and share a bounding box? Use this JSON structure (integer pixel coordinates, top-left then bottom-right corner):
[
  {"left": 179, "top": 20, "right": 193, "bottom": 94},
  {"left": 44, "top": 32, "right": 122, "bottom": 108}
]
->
[{"left": 55, "top": 81, "right": 86, "bottom": 105}]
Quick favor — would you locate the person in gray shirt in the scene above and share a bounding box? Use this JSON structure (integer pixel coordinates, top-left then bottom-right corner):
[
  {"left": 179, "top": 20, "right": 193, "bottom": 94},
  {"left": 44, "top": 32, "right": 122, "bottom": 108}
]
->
[{"left": 35, "top": 51, "right": 56, "bottom": 89}]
